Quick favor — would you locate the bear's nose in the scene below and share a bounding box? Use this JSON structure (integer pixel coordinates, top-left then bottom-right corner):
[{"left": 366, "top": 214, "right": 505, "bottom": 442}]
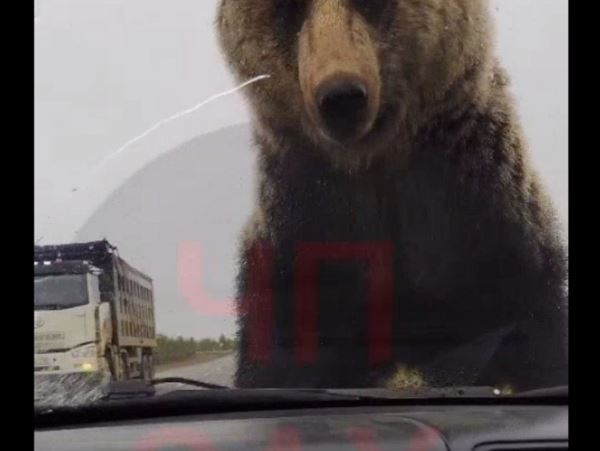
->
[{"left": 316, "top": 76, "right": 369, "bottom": 142}]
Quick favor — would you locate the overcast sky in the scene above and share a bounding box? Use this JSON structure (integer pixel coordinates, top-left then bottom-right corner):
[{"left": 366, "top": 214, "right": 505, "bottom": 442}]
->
[{"left": 35, "top": 0, "right": 568, "bottom": 339}]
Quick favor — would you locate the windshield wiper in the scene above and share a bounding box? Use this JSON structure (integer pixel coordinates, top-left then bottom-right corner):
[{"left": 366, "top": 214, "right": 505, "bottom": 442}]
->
[
  {"left": 98, "top": 377, "right": 567, "bottom": 402},
  {"left": 296, "top": 386, "right": 502, "bottom": 400},
  {"left": 512, "top": 385, "right": 568, "bottom": 398},
  {"left": 106, "top": 377, "right": 568, "bottom": 400},
  {"left": 35, "top": 304, "right": 62, "bottom": 310},
  {"left": 98, "top": 378, "right": 229, "bottom": 401},
  {"left": 152, "top": 377, "right": 229, "bottom": 390},
  {"left": 307, "top": 385, "right": 569, "bottom": 401},
  {"left": 147, "top": 379, "right": 499, "bottom": 399}
]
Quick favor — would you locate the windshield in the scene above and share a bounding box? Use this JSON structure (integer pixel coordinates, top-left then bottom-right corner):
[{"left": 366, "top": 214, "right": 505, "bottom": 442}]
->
[
  {"left": 34, "top": 0, "right": 567, "bottom": 412},
  {"left": 34, "top": 275, "right": 89, "bottom": 310}
]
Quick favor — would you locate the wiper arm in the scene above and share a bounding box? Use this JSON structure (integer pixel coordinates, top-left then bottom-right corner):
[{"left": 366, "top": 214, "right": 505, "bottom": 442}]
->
[
  {"left": 35, "top": 304, "right": 62, "bottom": 310},
  {"left": 99, "top": 378, "right": 229, "bottom": 401},
  {"left": 513, "top": 385, "right": 568, "bottom": 398},
  {"left": 152, "top": 377, "right": 229, "bottom": 390},
  {"left": 296, "top": 386, "right": 502, "bottom": 400},
  {"left": 151, "top": 381, "right": 508, "bottom": 399},
  {"left": 100, "top": 379, "right": 566, "bottom": 402}
]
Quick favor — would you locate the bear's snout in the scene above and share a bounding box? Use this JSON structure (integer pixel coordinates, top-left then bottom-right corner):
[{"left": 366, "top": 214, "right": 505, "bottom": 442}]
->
[
  {"left": 316, "top": 75, "right": 370, "bottom": 142},
  {"left": 298, "top": 0, "right": 381, "bottom": 146}
]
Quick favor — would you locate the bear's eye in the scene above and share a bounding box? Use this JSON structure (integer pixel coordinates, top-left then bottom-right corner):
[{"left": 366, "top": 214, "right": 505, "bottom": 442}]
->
[
  {"left": 273, "top": 0, "right": 308, "bottom": 44},
  {"left": 350, "top": 0, "right": 389, "bottom": 24}
]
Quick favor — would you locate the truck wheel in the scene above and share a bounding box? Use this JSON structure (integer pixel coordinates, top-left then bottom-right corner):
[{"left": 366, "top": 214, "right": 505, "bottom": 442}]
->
[
  {"left": 141, "top": 355, "right": 153, "bottom": 381},
  {"left": 105, "top": 348, "right": 123, "bottom": 381},
  {"left": 105, "top": 349, "right": 117, "bottom": 381},
  {"left": 148, "top": 354, "right": 155, "bottom": 380},
  {"left": 121, "top": 353, "right": 130, "bottom": 380}
]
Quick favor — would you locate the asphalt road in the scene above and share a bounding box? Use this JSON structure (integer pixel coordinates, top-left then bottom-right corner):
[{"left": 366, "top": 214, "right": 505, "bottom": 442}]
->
[{"left": 155, "top": 353, "right": 236, "bottom": 392}]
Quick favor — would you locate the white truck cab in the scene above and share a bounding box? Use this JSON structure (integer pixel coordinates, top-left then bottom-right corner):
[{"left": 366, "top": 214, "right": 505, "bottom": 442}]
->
[{"left": 34, "top": 261, "right": 112, "bottom": 376}]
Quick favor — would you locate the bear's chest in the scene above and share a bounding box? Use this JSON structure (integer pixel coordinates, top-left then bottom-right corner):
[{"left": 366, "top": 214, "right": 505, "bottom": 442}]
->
[
  {"left": 267, "top": 155, "right": 492, "bottom": 290},
  {"left": 262, "top": 159, "right": 504, "bottom": 341}
]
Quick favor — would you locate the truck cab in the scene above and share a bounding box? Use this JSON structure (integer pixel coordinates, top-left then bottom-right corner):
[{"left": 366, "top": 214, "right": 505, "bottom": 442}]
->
[{"left": 34, "top": 261, "right": 112, "bottom": 376}]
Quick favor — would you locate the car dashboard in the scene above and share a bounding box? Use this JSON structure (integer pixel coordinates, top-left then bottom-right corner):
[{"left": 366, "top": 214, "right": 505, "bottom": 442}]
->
[{"left": 35, "top": 403, "right": 567, "bottom": 451}]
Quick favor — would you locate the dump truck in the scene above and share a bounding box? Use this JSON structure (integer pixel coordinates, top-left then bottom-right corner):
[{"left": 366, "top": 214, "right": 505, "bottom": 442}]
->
[{"left": 34, "top": 240, "right": 156, "bottom": 381}]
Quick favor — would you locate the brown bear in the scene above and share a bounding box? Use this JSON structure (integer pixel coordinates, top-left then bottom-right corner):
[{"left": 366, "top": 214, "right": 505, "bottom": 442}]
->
[{"left": 216, "top": 0, "right": 568, "bottom": 391}]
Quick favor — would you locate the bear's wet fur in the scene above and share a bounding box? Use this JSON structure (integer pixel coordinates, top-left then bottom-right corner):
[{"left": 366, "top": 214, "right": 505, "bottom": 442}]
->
[{"left": 216, "top": 0, "right": 567, "bottom": 390}]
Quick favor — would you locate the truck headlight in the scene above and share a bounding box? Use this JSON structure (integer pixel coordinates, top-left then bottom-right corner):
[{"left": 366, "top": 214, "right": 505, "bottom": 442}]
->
[{"left": 71, "top": 344, "right": 97, "bottom": 358}]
